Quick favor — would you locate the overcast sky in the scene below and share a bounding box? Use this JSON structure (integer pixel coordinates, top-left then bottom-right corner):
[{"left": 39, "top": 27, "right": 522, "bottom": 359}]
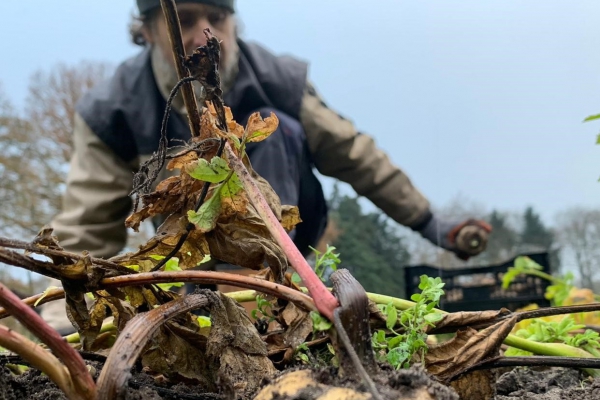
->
[{"left": 1, "top": 1, "right": 599, "bottom": 225}]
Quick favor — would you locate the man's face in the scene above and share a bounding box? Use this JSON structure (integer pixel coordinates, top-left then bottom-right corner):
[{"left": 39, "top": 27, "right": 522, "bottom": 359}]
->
[{"left": 143, "top": 3, "right": 237, "bottom": 77}]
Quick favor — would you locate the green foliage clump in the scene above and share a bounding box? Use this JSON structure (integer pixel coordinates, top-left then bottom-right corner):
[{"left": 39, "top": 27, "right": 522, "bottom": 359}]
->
[{"left": 372, "top": 275, "right": 445, "bottom": 369}]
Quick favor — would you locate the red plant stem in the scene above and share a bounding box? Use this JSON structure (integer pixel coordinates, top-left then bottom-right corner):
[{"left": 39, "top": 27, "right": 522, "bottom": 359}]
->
[
  {"left": 0, "top": 324, "right": 79, "bottom": 400},
  {"left": 100, "top": 270, "right": 317, "bottom": 313},
  {"left": 223, "top": 143, "right": 339, "bottom": 320},
  {"left": 0, "top": 287, "right": 65, "bottom": 320},
  {"left": 0, "top": 282, "right": 96, "bottom": 400}
]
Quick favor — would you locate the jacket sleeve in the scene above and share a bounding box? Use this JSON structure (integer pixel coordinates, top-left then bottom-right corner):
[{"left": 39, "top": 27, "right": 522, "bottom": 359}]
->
[
  {"left": 51, "top": 113, "right": 135, "bottom": 258},
  {"left": 299, "top": 82, "right": 431, "bottom": 228}
]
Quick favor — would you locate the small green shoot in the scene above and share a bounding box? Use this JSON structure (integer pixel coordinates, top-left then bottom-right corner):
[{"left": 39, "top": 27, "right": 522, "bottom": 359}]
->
[
  {"left": 310, "top": 245, "right": 341, "bottom": 282},
  {"left": 310, "top": 311, "right": 332, "bottom": 332},
  {"left": 251, "top": 295, "right": 275, "bottom": 322},
  {"left": 197, "top": 316, "right": 211, "bottom": 328},
  {"left": 372, "top": 275, "right": 445, "bottom": 369}
]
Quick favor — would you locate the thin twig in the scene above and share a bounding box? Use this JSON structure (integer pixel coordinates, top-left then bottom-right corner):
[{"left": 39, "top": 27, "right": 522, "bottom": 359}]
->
[
  {"left": 466, "top": 355, "right": 600, "bottom": 374},
  {"left": 0, "top": 247, "right": 60, "bottom": 279},
  {"left": 515, "top": 303, "right": 600, "bottom": 322},
  {"left": 159, "top": 0, "right": 201, "bottom": 137},
  {"left": 0, "top": 282, "right": 96, "bottom": 399},
  {"left": 99, "top": 270, "right": 317, "bottom": 313},
  {"left": 0, "top": 287, "right": 65, "bottom": 319},
  {"left": 0, "top": 237, "right": 134, "bottom": 275}
]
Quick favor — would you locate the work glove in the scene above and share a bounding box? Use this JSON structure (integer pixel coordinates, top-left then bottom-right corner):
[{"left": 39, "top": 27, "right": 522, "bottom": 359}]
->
[{"left": 416, "top": 213, "right": 492, "bottom": 260}]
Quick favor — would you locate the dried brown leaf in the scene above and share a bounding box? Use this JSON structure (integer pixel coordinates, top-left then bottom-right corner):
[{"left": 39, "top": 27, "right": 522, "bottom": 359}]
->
[
  {"left": 245, "top": 112, "right": 279, "bottom": 142},
  {"left": 207, "top": 292, "right": 277, "bottom": 397},
  {"left": 206, "top": 209, "right": 288, "bottom": 283},
  {"left": 281, "top": 205, "right": 302, "bottom": 232},
  {"left": 426, "top": 315, "right": 517, "bottom": 383},
  {"left": 280, "top": 302, "right": 313, "bottom": 349},
  {"left": 167, "top": 150, "right": 198, "bottom": 171},
  {"left": 427, "top": 308, "right": 512, "bottom": 333}
]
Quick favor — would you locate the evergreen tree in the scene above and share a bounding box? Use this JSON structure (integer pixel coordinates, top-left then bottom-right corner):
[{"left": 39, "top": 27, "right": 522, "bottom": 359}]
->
[
  {"left": 327, "top": 190, "right": 409, "bottom": 297},
  {"left": 482, "top": 210, "right": 518, "bottom": 263},
  {"left": 520, "top": 206, "right": 553, "bottom": 249}
]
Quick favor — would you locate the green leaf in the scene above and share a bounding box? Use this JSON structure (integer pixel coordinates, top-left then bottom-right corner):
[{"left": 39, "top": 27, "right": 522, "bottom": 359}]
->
[
  {"left": 385, "top": 303, "right": 398, "bottom": 330},
  {"left": 410, "top": 293, "right": 422, "bottom": 302},
  {"left": 197, "top": 316, "right": 211, "bottom": 328},
  {"left": 187, "top": 188, "right": 222, "bottom": 232},
  {"left": 596, "top": 134, "right": 600, "bottom": 145},
  {"left": 291, "top": 272, "right": 301, "bottom": 284},
  {"left": 387, "top": 334, "right": 405, "bottom": 350},
  {"left": 197, "top": 254, "right": 212, "bottom": 265},
  {"left": 220, "top": 173, "right": 243, "bottom": 197},
  {"left": 149, "top": 256, "right": 184, "bottom": 291},
  {"left": 310, "top": 311, "right": 332, "bottom": 332},
  {"left": 188, "top": 157, "right": 230, "bottom": 183},
  {"left": 583, "top": 113, "right": 600, "bottom": 122}
]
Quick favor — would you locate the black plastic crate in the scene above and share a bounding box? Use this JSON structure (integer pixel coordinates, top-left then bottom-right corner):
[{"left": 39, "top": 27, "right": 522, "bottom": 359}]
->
[{"left": 404, "top": 252, "right": 551, "bottom": 312}]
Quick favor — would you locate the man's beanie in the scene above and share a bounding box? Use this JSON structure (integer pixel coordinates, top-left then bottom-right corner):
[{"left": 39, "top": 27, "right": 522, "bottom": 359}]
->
[{"left": 137, "top": 0, "right": 235, "bottom": 16}]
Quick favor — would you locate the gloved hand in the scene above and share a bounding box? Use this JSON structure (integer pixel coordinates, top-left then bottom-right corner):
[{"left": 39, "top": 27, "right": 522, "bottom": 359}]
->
[{"left": 416, "top": 213, "right": 492, "bottom": 260}]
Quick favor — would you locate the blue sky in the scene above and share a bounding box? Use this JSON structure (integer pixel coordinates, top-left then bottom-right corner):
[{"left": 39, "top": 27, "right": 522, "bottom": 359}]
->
[{"left": 1, "top": 0, "right": 599, "bottom": 225}]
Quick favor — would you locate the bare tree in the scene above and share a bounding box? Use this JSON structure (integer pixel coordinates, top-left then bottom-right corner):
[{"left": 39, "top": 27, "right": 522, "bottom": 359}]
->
[
  {"left": 0, "top": 62, "right": 112, "bottom": 240},
  {"left": 556, "top": 207, "right": 600, "bottom": 291},
  {"left": 26, "top": 61, "right": 113, "bottom": 162}
]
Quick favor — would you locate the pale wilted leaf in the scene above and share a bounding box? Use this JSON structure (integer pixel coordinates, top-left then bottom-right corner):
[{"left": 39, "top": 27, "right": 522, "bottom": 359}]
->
[
  {"left": 281, "top": 205, "right": 302, "bottom": 232},
  {"left": 245, "top": 112, "right": 279, "bottom": 142},
  {"left": 207, "top": 292, "right": 277, "bottom": 397},
  {"left": 426, "top": 308, "right": 512, "bottom": 333},
  {"left": 426, "top": 316, "right": 517, "bottom": 383}
]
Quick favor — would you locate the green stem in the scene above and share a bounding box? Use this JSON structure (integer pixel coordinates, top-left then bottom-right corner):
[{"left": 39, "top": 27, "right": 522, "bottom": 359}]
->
[{"left": 65, "top": 321, "right": 117, "bottom": 344}]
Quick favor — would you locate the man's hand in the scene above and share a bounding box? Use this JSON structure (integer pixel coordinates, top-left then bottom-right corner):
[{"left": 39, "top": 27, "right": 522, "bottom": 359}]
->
[{"left": 417, "top": 214, "right": 492, "bottom": 260}]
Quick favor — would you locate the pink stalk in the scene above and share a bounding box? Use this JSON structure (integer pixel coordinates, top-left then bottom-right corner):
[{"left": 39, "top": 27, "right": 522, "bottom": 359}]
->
[
  {"left": 223, "top": 143, "right": 339, "bottom": 320},
  {"left": 0, "top": 325, "right": 79, "bottom": 400},
  {"left": 0, "top": 282, "right": 96, "bottom": 400}
]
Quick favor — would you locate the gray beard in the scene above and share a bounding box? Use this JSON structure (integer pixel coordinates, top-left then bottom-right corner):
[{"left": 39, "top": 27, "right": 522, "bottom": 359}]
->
[{"left": 151, "top": 42, "right": 239, "bottom": 112}]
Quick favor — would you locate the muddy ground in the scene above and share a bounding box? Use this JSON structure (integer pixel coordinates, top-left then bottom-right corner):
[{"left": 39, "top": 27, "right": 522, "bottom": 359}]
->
[{"left": 1, "top": 360, "right": 599, "bottom": 399}]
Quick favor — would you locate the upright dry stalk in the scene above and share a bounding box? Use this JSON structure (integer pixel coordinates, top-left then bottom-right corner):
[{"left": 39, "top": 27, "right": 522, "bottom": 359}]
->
[{"left": 159, "top": 0, "right": 202, "bottom": 137}]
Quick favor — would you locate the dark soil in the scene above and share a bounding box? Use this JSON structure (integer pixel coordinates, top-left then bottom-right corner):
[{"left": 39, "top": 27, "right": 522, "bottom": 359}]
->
[
  {"left": 1, "top": 361, "right": 599, "bottom": 399},
  {"left": 494, "top": 367, "right": 600, "bottom": 400}
]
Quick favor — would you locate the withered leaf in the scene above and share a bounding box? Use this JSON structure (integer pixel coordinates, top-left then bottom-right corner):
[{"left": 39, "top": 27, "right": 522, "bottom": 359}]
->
[
  {"left": 167, "top": 150, "right": 198, "bottom": 171},
  {"left": 281, "top": 205, "right": 301, "bottom": 232},
  {"left": 206, "top": 208, "right": 288, "bottom": 283},
  {"left": 426, "top": 308, "right": 512, "bottom": 334},
  {"left": 280, "top": 302, "right": 313, "bottom": 350},
  {"left": 141, "top": 320, "right": 216, "bottom": 390},
  {"left": 207, "top": 292, "right": 277, "bottom": 397},
  {"left": 426, "top": 315, "right": 517, "bottom": 383},
  {"left": 245, "top": 112, "right": 279, "bottom": 143}
]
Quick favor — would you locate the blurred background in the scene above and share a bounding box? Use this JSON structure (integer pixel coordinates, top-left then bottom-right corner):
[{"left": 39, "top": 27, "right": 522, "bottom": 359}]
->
[{"left": 0, "top": 1, "right": 599, "bottom": 299}]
